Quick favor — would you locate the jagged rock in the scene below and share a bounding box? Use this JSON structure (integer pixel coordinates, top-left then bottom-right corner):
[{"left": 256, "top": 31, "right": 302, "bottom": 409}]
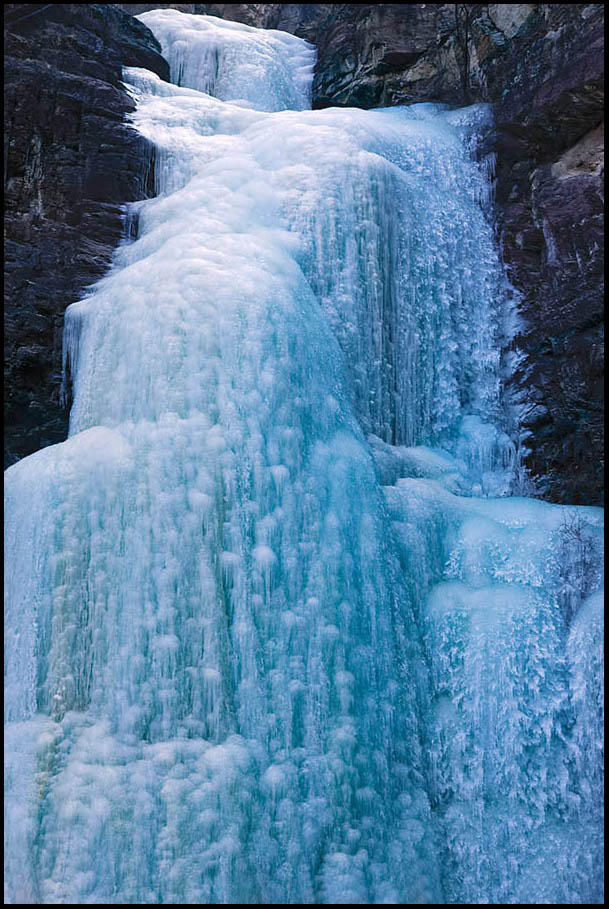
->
[
  {"left": 4, "top": 4, "right": 168, "bottom": 467},
  {"left": 483, "top": 5, "right": 604, "bottom": 503}
]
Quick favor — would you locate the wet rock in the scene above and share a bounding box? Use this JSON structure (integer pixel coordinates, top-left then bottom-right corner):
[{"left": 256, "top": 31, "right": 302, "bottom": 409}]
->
[
  {"left": 4, "top": 4, "right": 168, "bottom": 467},
  {"left": 483, "top": 5, "right": 604, "bottom": 503}
]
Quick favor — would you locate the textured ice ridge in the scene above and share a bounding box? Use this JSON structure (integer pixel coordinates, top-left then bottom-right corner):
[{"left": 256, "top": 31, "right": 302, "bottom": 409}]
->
[{"left": 4, "top": 10, "right": 603, "bottom": 905}]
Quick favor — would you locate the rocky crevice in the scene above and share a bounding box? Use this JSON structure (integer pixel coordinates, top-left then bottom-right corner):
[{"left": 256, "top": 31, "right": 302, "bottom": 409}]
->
[
  {"left": 483, "top": 4, "right": 604, "bottom": 504},
  {"left": 4, "top": 3, "right": 168, "bottom": 467}
]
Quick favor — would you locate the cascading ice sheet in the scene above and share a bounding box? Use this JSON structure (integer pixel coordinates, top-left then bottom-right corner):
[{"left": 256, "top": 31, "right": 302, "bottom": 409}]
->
[{"left": 4, "top": 9, "right": 603, "bottom": 905}]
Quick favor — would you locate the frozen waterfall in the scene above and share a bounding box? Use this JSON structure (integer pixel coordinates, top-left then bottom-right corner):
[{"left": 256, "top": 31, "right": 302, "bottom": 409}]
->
[{"left": 4, "top": 10, "right": 603, "bottom": 905}]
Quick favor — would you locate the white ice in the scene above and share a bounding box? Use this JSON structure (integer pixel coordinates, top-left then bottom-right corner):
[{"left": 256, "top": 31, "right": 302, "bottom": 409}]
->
[{"left": 4, "top": 10, "right": 603, "bottom": 905}]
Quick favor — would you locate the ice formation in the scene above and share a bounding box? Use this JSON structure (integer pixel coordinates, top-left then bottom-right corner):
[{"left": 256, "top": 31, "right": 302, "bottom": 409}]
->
[{"left": 4, "top": 10, "right": 603, "bottom": 904}]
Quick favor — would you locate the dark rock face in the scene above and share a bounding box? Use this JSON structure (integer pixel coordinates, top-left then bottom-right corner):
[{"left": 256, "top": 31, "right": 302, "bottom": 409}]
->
[
  {"left": 4, "top": 4, "right": 168, "bottom": 467},
  {"left": 477, "top": 6, "right": 604, "bottom": 504},
  {"left": 6, "top": 4, "right": 604, "bottom": 503}
]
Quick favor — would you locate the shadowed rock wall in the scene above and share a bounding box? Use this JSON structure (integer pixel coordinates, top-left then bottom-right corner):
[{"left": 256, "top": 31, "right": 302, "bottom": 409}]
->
[{"left": 4, "top": 4, "right": 168, "bottom": 466}]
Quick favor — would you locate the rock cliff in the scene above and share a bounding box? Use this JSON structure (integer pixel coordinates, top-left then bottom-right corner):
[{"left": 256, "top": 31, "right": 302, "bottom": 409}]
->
[
  {"left": 4, "top": 4, "right": 604, "bottom": 503},
  {"left": 4, "top": 4, "right": 168, "bottom": 466}
]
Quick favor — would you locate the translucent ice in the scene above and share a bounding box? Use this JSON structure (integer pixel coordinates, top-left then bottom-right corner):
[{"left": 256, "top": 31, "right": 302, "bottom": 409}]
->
[
  {"left": 138, "top": 9, "right": 315, "bottom": 112},
  {"left": 4, "top": 10, "right": 603, "bottom": 905},
  {"left": 386, "top": 478, "right": 604, "bottom": 903}
]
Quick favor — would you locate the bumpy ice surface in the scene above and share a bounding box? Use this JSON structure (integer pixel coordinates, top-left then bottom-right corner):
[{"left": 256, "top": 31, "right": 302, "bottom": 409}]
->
[{"left": 4, "top": 10, "right": 603, "bottom": 904}]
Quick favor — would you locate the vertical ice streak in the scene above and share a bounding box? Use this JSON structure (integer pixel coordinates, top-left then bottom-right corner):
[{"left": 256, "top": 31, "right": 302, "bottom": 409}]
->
[{"left": 4, "top": 10, "right": 603, "bottom": 905}]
